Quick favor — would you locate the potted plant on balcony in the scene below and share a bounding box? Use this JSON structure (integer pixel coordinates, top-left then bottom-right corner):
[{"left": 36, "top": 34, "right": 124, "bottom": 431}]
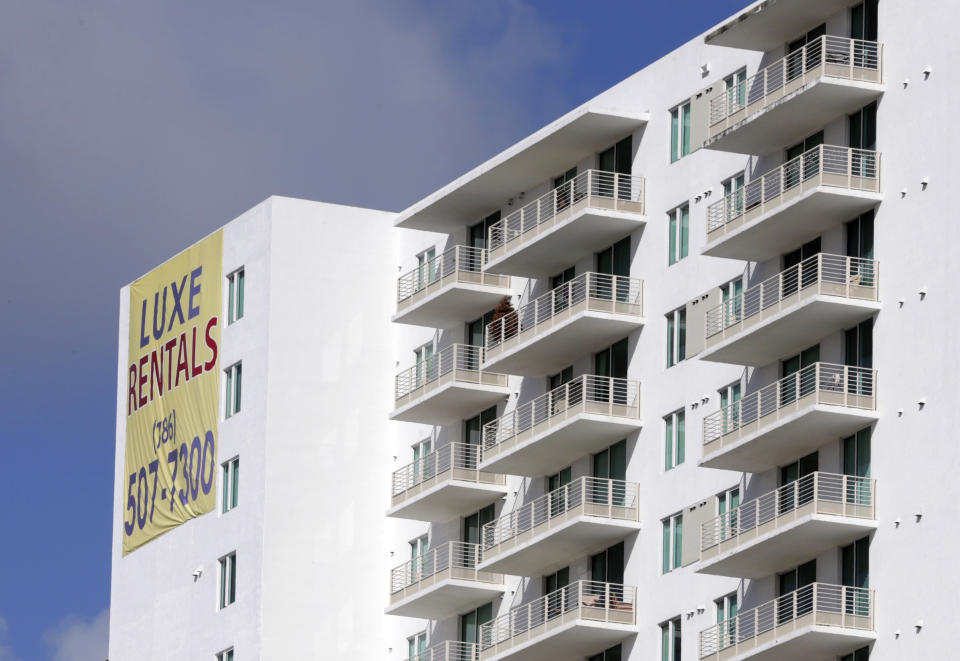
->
[{"left": 489, "top": 296, "right": 518, "bottom": 344}]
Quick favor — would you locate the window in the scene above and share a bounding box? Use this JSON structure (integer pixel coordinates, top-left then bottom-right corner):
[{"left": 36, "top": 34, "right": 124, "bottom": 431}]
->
[
  {"left": 720, "top": 278, "right": 743, "bottom": 326},
  {"left": 660, "top": 617, "right": 681, "bottom": 661},
  {"left": 459, "top": 602, "right": 494, "bottom": 644},
  {"left": 661, "top": 513, "right": 683, "bottom": 573},
  {"left": 216, "top": 649, "right": 234, "bottom": 661},
  {"left": 470, "top": 211, "right": 501, "bottom": 250},
  {"left": 722, "top": 173, "right": 745, "bottom": 219},
  {"left": 414, "top": 342, "right": 435, "bottom": 384},
  {"left": 841, "top": 647, "right": 870, "bottom": 661},
  {"left": 718, "top": 485, "right": 740, "bottom": 542},
  {"left": 666, "top": 307, "right": 686, "bottom": 367},
  {"left": 667, "top": 204, "right": 689, "bottom": 265},
  {"left": 466, "top": 308, "right": 495, "bottom": 347},
  {"left": 664, "top": 410, "right": 685, "bottom": 471},
  {"left": 225, "top": 363, "right": 242, "bottom": 418},
  {"left": 851, "top": 0, "right": 878, "bottom": 41},
  {"left": 221, "top": 457, "right": 239, "bottom": 513},
  {"left": 227, "top": 269, "right": 244, "bottom": 324},
  {"left": 588, "top": 644, "right": 622, "bottom": 661},
  {"left": 723, "top": 69, "right": 747, "bottom": 112},
  {"left": 591, "top": 541, "right": 624, "bottom": 585},
  {"left": 777, "top": 559, "right": 816, "bottom": 621},
  {"left": 670, "top": 102, "right": 691, "bottom": 162},
  {"left": 543, "top": 567, "right": 570, "bottom": 618},
  {"left": 219, "top": 552, "right": 237, "bottom": 609},
  {"left": 407, "top": 632, "right": 427, "bottom": 661},
  {"left": 547, "top": 467, "right": 572, "bottom": 517},
  {"left": 715, "top": 592, "right": 739, "bottom": 648},
  {"left": 465, "top": 405, "right": 498, "bottom": 447},
  {"left": 416, "top": 247, "right": 437, "bottom": 289},
  {"left": 548, "top": 366, "right": 573, "bottom": 391},
  {"left": 410, "top": 534, "right": 429, "bottom": 580},
  {"left": 463, "top": 504, "right": 495, "bottom": 545},
  {"left": 719, "top": 380, "right": 741, "bottom": 433}
]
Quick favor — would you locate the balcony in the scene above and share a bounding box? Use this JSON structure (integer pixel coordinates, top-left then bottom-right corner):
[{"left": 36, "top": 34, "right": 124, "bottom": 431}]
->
[
  {"left": 391, "top": 344, "right": 510, "bottom": 424},
  {"left": 394, "top": 246, "right": 512, "bottom": 328},
  {"left": 411, "top": 642, "right": 478, "bottom": 661},
  {"left": 484, "top": 170, "right": 645, "bottom": 278},
  {"left": 386, "top": 542, "right": 507, "bottom": 618},
  {"left": 706, "top": 36, "right": 883, "bottom": 154},
  {"left": 698, "top": 583, "right": 876, "bottom": 661},
  {"left": 483, "top": 273, "right": 644, "bottom": 377},
  {"left": 704, "top": 145, "right": 881, "bottom": 260},
  {"left": 699, "top": 473, "right": 877, "bottom": 579},
  {"left": 705, "top": 0, "right": 860, "bottom": 51},
  {"left": 478, "top": 477, "right": 640, "bottom": 576},
  {"left": 479, "top": 581, "right": 637, "bottom": 661},
  {"left": 388, "top": 443, "right": 508, "bottom": 522},
  {"left": 701, "top": 254, "right": 880, "bottom": 366},
  {"left": 700, "top": 364, "right": 878, "bottom": 473},
  {"left": 479, "top": 375, "right": 641, "bottom": 477}
]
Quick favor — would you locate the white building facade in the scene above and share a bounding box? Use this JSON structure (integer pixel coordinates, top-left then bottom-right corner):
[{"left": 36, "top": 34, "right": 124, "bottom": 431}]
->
[{"left": 111, "top": 1, "right": 959, "bottom": 659}]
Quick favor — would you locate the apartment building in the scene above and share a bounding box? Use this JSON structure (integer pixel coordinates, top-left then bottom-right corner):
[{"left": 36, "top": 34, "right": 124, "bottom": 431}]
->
[
  {"left": 111, "top": 1, "right": 957, "bottom": 660},
  {"left": 387, "top": 1, "right": 955, "bottom": 660}
]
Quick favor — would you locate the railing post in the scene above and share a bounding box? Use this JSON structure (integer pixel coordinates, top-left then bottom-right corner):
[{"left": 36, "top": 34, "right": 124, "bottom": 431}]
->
[{"left": 813, "top": 472, "right": 819, "bottom": 510}]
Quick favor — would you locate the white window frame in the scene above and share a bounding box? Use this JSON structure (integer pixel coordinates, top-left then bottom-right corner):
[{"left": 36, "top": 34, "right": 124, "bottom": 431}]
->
[
  {"left": 670, "top": 102, "right": 691, "bottom": 163},
  {"left": 416, "top": 246, "right": 437, "bottom": 289},
  {"left": 667, "top": 204, "right": 690, "bottom": 265},
  {"left": 216, "top": 648, "right": 234, "bottom": 661},
  {"left": 221, "top": 456, "right": 239, "bottom": 514},
  {"left": 225, "top": 362, "right": 242, "bottom": 419},
  {"left": 219, "top": 552, "right": 237, "bottom": 610},
  {"left": 407, "top": 631, "right": 427, "bottom": 660},
  {"left": 716, "top": 591, "right": 739, "bottom": 623},
  {"left": 660, "top": 616, "right": 682, "bottom": 661},
  {"left": 227, "top": 267, "right": 245, "bottom": 325},
  {"left": 664, "top": 409, "right": 685, "bottom": 471},
  {"left": 666, "top": 307, "right": 686, "bottom": 367},
  {"left": 661, "top": 512, "right": 683, "bottom": 573}
]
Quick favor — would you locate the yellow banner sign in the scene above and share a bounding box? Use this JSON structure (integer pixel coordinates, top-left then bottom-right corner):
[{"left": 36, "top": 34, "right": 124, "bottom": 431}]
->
[{"left": 122, "top": 230, "right": 223, "bottom": 554}]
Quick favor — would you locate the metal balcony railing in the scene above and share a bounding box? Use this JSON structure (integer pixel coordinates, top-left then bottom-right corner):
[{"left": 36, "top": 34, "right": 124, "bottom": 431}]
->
[
  {"left": 709, "top": 35, "right": 883, "bottom": 127},
  {"left": 484, "top": 273, "right": 643, "bottom": 351},
  {"left": 481, "top": 375, "right": 640, "bottom": 454},
  {"left": 487, "top": 170, "right": 645, "bottom": 254},
  {"left": 702, "top": 363, "right": 876, "bottom": 448},
  {"left": 397, "top": 245, "right": 509, "bottom": 304},
  {"left": 699, "top": 583, "right": 874, "bottom": 658},
  {"left": 390, "top": 541, "right": 502, "bottom": 597},
  {"left": 704, "top": 254, "right": 879, "bottom": 341},
  {"left": 706, "top": 145, "right": 881, "bottom": 238},
  {"left": 481, "top": 476, "right": 639, "bottom": 551},
  {"left": 409, "top": 641, "right": 477, "bottom": 661},
  {"left": 480, "top": 581, "right": 637, "bottom": 652},
  {"left": 391, "top": 442, "right": 505, "bottom": 500},
  {"left": 700, "top": 472, "right": 876, "bottom": 553},
  {"left": 394, "top": 344, "right": 507, "bottom": 403}
]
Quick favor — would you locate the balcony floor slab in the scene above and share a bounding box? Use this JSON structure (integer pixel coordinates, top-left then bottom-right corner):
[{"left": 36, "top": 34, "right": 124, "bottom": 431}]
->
[
  {"left": 700, "top": 405, "right": 880, "bottom": 473},
  {"left": 698, "top": 513, "right": 878, "bottom": 579},
  {"left": 482, "top": 311, "right": 644, "bottom": 378},
  {"left": 706, "top": 0, "right": 855, "bottom": 51},
  {"left": 388, "top": 478, "right": 508, "bottom": 522},
  {"left": 479, "top": 511, "right": 641, "bottom": 577},
  {"left": 703, "top": 625, "right": 876, "bottom": 661},
  {"left": 485, "top": 207, "right": 645, "bottom": 279},
  {"left": 394, "top": 280, "right": 513, "bottom": 328},
  {"left": 386, "top": 576, "right": 507, "bottom": 619},
  {"left": 701, "top": 295, "right": 881, "bottom": 366},
  {"left": 390, "top": 379, "right": 510, "bottom": 425},
  {"left": 480, "top": 618, "right": 637, "bottom": 661},
  {"left": 705, "top": 78, "right": 884, "bottom": 155},
  {"left": 480, "top": 413, "right": 643, "bottom": 478},
  {"left": 704, "top": 186, "right": 882, "bottom": 262}
]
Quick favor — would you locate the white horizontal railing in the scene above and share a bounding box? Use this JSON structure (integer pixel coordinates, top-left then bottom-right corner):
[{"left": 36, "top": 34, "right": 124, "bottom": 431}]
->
[
  {"left": 704, "top": 254, "right": 879, "bottom": 341},
  {"left": 394, "top": 344, "right": 505, "bottom": 402},
  {"left": 390, "top": 541, "right": 500, "bottom": 595},
  {"left": 397, "top": 245, "right": 508, "bottom": 303},
  {"left": 710, "top": 35, "right": 883, "bottom": 126},
  {"left": 701, "top": 472, "right": 876, "bottom": 552},
  {"left": 484, "top": 273, "right": 643, "bottom": 351},
  {"left": 699, "top": 583, "right": 874, "bottom": 658},
  {"left": 488, "top": 170, "right": 645, "bottom": 254},
  {"left": 706, "top": 145, "right": 881, "bottom": 237},
  {"left": 702, "top": 363, "right": 876, "bottom": 448},
  {"left": 482, "top": 375, "right": 640, "bottom": 453},
  {"left": 480, "top": 580, "right": 637, "bottom": 651},
  {"left": 481, "top": 476, "right": 638, "bottom": 550},
  {"left": 391, "top": 442, "right": 503, "bottom": 499},
  {"left": 410, "top": 641, "right": 477, "bottom": 661}
]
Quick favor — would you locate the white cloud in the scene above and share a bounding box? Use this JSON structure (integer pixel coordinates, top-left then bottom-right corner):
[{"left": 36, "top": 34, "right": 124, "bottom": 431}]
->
[
  {"left": 0, "top": 616, "right": 21, "bottom": 661},
  {"left": 43, "top": 609, "right": 109, "bottom": 661}
]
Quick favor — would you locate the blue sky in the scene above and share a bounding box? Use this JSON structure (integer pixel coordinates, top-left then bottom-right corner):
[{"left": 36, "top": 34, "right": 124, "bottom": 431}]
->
[{"left": 0, "top": 1, "right": 748, "bottom": 658}]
